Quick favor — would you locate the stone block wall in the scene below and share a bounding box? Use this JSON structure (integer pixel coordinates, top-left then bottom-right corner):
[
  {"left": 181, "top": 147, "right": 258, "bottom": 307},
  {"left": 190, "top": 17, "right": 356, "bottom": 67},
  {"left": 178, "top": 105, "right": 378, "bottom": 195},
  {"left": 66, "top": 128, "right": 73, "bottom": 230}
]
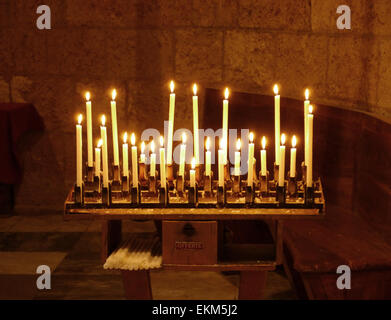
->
[{"left": 0, "top": 0, "right": 390, "bottom": 213}]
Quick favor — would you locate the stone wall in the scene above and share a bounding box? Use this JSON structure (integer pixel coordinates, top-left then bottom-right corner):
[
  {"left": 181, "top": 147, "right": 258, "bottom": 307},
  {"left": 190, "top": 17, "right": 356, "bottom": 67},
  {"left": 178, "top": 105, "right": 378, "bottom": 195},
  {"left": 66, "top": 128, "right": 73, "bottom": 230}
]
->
[{"left": 0, "top": 0, "right": 390, "bottom": 213}]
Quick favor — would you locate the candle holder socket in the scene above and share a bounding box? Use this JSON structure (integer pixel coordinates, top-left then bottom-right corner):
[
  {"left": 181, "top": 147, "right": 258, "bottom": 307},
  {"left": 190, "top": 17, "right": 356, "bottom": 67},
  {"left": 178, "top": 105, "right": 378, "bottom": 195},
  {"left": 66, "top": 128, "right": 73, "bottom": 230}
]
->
[
  {"left": 176, "top": 174, "right": 185, "bottom": 195},
  {"left": 111, "top": 164, "right": 122, "bottom": 192},
  {"left": 195, "top": 165, "right": 202, "bottom": 183},
  {"left": 93, "top": 175, "right": 101, "bottom": 193},
  {"left": 245, "top": 184, "right": 255, "bottom": 205},
  {"left": 305, "top": 185, "right": 314, "bottom": 206},
  {"left": 101, "top": 183, "right": 112, "bottom": 207},
  {"left": 131, "top": 183, "right": 141, "bottom": 204},
  {"left": 217, "top": 186, "right": 226, "bottom": 207},
  {"left": 84, "top": 165, "right": 95, "bottom": 192},
  {"left": 121, "top": 175, "right": 129, "bottom": 194},
  {"left": 287, "top": 175, "right": 297, "bottom": 196},
  {"left": 188, "top": 185, "right": 198, "bottom": 205},
  {"left": 232, "top": 175, "right": 241, "bottom": 194},
  {"left": 139, "top": 163, "right": 148, "bottom": 185},
  {"left": 148, "top": 175, "right": 157, "bottom": 194},
  {"left": 73, "top": 183, "right": 84, "bottom": 205},
  {"left": 274, "top": 163, "right": 279, "bottom": 183},
  {"left": 159, "top": 184, "right": 169, "bottom": 206},
  {"left": 276, "top": 184, "right": 286, "bottom": 205},
  {"left": 302, "top": 162, "right": 307, "bottom": 184},
  {"left": 167, "top": 164, "right": 174, "bottom": 188},
  {"left": 203, "top": 173, "right": 213, "bottom": 196},
  {"left": 259, "top": 171, "right": 269, "bottom": 196}
]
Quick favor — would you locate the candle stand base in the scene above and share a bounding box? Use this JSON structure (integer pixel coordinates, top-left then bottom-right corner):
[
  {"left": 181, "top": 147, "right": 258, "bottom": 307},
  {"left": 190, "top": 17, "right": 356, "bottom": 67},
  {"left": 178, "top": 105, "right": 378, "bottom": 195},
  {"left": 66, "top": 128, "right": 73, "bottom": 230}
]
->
[
  {"left": 274, "top": 163, "right": 279, "bottom": 183},
  {"left": 217, "top": 186, "right": 226, "bottom": 207},
  {"left": 101, "top": 184, "right": 112, "bottom": 207},
  {"left": 276, "top": 185, "right": 286, "bottom": 205},
  {"left": 287, "top": 176, "right": 297, "bottom": 196},
  {"left": 121, "top": 176, "right": 129, "bottom": 194},
  {"left": 112, "top": 165, "right": 122, "bottom": 192},
  {"left": 188, "top": 185, "right": 198, "bottom": 205},
  {"left": 131, "top": 184, "right": 140, "bottom": 205},
  {"left": 302, "top": 162, "right": 307, "bottom": 184},
  {"left": 259, "top": 171, "right": 269, "bottom": 196},
  {"left": 176, "top": 174, "right": 185, "bottom": 196},
  {"left": 73, "top": 184, "right": 84, "bottom": 205},
  {"left": 305, "top": 186, "right": 314, "bottom": 206},
  {"left": 245, "top": 185, "right": 254, "bottom": 206},
  {"left": 149, "top": 176, "right": 157, "bottom": 194},
  {"left": 233, "top": 175, "right": 241, "bottom": 194},
  {"left": 93, "top": 175, "right": 101, "bottom": 193},
  {"left": 203, "top": 173, "right": 213, "bottom": 196},
  {"left": 159, "top": 185, "right": 169, "bottom": 206}
]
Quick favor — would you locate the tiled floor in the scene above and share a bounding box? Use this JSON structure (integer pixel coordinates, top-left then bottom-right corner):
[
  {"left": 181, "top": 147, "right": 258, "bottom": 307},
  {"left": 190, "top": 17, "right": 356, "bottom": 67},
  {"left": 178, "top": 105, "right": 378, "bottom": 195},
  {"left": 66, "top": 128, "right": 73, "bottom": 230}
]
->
[{"left": 0, "top": 213, "right": 296, "bottom": 300}]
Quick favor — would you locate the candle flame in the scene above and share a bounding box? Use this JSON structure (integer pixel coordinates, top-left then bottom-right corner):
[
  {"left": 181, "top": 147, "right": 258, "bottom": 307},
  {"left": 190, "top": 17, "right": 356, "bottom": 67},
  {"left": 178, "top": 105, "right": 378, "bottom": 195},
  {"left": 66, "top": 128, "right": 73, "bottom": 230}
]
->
[
  {"left": 281, "top": 134, "right": 286, "bottom": 146},
  {"left": 224, "top": 87, "right": 229, "bottom": 100},
  {"left": 101, "top": 115, "right": 106, "bottom": 126},
  {"left": 262, "top": 136, "right": 266, "bottom": 150},
  {"left": 309, "top": 104, "right": 314, "bottom": 114},
  {"left": 193, "top": 83, "right": 197, "bottom": 96},
  {"left": 249, "top": 132, "right": 254, "bottom": 143},
  {"left": 151, "top": 140, "right": 155, "bottom": 153},
  {"left": 97, "top": 139, "right": 103, "bottom": 148},
  {"left": 292, "top": 135, "right": 297, "bottom": 148},
  {"left": 123, "top": 132, "right": 128, "bottom": 144},
  {"left": 273, "top": 84, "right": 279, "bottom": 95},
  {"left": 112, "top": 89, "right": 117, "bottom": 101},
  {"left": 305, "top": 88, "right": 310, "bottom": 100},
  {"left": 141, "top": 141, "right": 145, "bottom": 154},
  {"left": 77, "top": 114, "right": 83, "bottom": 124},
  {"left": 170, "top": 81, "right": 175, "bottom": 93},
  {"left": 182, "top": 132, "right": 187, "bottom": 144},
  {"left": 206, "top": 137, "right": 210, "bottom": 151},
  {"left": 160, "top": 136, "right": 164, "bottom": 147},
  {"left": 131, "top": 133, "right": 136, "bottom": 146},
  {"left": 236, "top": 139, "right": 241, "bottom": 151},
  {"left": 85, "top": 92, "right": 91, "bottom": 101},
  {"left": 191, "top": 157, "right": 196, "bottom": 169}
]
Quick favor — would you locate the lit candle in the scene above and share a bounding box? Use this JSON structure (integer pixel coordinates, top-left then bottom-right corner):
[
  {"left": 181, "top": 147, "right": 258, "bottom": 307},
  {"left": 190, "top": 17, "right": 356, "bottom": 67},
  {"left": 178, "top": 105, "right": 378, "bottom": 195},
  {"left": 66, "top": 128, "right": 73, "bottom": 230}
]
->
[
  {"left": 261, "top": 136, "right": 267, "bottom": 176},
  {"left": 218, "top": 139, "right": 224, "bottom": 187},
  {"left": 76, "top": 114, "right": 83, "bottom": 187},
  {"left": 85, "top": 92, "right": 93, "bottom": 167},
  {"left": 179, "top": 132, "right": 186, "bottom": 177},
  {"left": 131, "top": 133, "right": 138, "bottom": 187},
  {"left": 247, "top": 132, "right": 254, "bottom": 186},
  {"left": 205, "top": 137, "right": 211, "bottom": 176},
  {"left": 150, "top": 140, "right": 156, "bottom": 177},
  {"left": 95, "top": 139, "right": 102, "bottom": 177},
  {"left": 140, "top": 141, "right": 146, "bottom": 163},
  {"left": 193, "top": 84, "right": 200, "bottom": 165},
  {"left": 278, "top": 134, "right": 286, "bottom": 187},
  {"left": 274, "top": 85, "right": 280, "bottom": 165},
  {"left": 160, "top": 136, "right": 166, "bottom": 189},
  {"left": 190, "top": 157, "right": 196, "bottom": 188},
  {"left": 100, "top": 115, "right": 109, "bottom": 188},
  {"left": 290, "top": 135, "right": 297, "bottom": 178},
  {"left": 307, "top": 106, "right": 314, "bottom": 187},
  {"left": 222, "top": 88, "right": 229, "bottom": 164},
  {"left": 304, "top": 89, "right": 310, "bottom": 166},
  {"left": 111, "top": 89, "right": 120, "bottom": 166},
  {"left": 122, "top": 133, "right": 129, "bottom": 178},
  {"left": 234, "top": 139, "right": 241, "bottom": 176},
  {"left": 167, "top": 81, "right": 175, "bottom": 165}
]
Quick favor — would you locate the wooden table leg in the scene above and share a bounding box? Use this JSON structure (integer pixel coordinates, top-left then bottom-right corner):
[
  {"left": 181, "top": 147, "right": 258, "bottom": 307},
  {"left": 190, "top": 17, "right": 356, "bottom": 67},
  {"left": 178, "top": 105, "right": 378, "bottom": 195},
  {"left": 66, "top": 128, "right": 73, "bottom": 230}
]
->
[
  {"left": 121, "top": 270, "right": 152, "bottom": 300},
  {"left": 101, "top": 220, "right": 122, "bottom": 263},
  {"left": 238, "top": 271, "right": 268, "bottom": 300}
]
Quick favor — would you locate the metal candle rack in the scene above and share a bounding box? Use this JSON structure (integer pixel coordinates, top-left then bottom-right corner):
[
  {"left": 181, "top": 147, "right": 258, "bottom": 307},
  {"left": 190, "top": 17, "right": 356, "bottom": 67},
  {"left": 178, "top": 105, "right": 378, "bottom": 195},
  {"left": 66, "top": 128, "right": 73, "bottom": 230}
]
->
[{"left": 66, "top": 161, "right": 325, "bottom": 212}]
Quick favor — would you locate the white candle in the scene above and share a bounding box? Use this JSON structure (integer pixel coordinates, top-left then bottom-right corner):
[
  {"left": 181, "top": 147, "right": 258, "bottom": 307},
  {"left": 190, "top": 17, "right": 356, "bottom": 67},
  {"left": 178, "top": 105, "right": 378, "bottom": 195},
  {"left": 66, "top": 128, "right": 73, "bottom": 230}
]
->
[
  {"left": 140, "top": 141, "right": 146, "bottom": 163},
  {"left": 205, "top": 137, "right": 211, "bottom": 176},
  {"left": 131, "top": 133, "right": 138, "bottom": 187},
  {"left": 85, "top": 92, "right": 93, "bottom": 167},
  {"left": 193, "top": 84, "right": 200, "bottom": 165},
  {"left": 218, "top": 140, "right": 224, "bottom": 187},
  {"left": 179, "top": 132, "right": 186, "bottom": 177},
  {"left": 190, "top": 157, "right": 196, "bottom": 188},
  {"left": 261, "top": 136, "right": 267, "bottom": 176},
  {"left": 167, "top": 81, "right": 175, "bottom": 165},
  {"left": 278, "top": 134, "right": 286, "bottom": 187},
  {"left": 290, "top": 135, "right": 297, "bottom": 178},
  {"left": 100, "top": 115, "right": 109, "bottom": 188},
  {"left": 160, "top": 136, "right": 166, "bottom": 189},
  {"left": 274, "top": 85, "right": 281, "bottom": 166},
  {"left": 150, "top": 140, "right": 156, "bottom": 177},
  {"left": 247, "top": 132, "right": 254, "bottom": 187},
  {"left": 234, "top": 139, "right": 241, "bottom": 176},
  {"left": 304, "top": 89, "right": 310, "bottom": 166},
  {"left": 111, "top": 89, "right": 120, "bottom": 166},
  {"left": 76, "top": 114, "right": 83, "bottom": 187},
  {"left": 95, "top": 139, "right": 102, "bottom": 177},
  {"left": 307, "top": 106, "right": 314, "bottom": 187},
  {"left": 122, "top": 133, "right": 129, "bottom": 178},
  {"left": 222, "top": 88, "right": 229, "bottom": 164}
]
